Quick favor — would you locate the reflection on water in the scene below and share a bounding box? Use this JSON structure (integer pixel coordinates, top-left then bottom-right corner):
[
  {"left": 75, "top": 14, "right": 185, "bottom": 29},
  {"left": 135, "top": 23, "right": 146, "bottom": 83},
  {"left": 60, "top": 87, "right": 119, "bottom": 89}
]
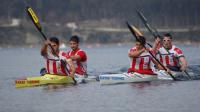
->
[
  {"left": 129, "top": 80, "right": 174, "bottom": 89},
  {"left": 42, "top": 84, "right": 76, "bottom": 92}
]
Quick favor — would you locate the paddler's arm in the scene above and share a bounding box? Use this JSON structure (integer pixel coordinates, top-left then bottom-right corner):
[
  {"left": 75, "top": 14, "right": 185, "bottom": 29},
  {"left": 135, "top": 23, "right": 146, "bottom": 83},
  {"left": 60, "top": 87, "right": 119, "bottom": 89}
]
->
[
  {"left": 152, "top": 58, "right": 162, "bottom": 70},
  {"left": 152, "top": 37, "right": 161, "bottom": 53},
  {"left": 128, "top": 48, "right": 145, "bottom": 58},
  {"left": 41, "top": 39, "right": 50, "bottom": 57},
  {"left": 70, "top": 55, "right": 81, "bottom": 61},
  {"left": 152, "top": 58, "right": 172, "bottom": 74},
  {"left": 66, "top": 58, "right": 75, "bottom": 78},
  {"left": 179, "top": 57, "right": 187, "bottom": 72},
  {"left": 175, "top": 48, "right": 187, "bottom": 72}
]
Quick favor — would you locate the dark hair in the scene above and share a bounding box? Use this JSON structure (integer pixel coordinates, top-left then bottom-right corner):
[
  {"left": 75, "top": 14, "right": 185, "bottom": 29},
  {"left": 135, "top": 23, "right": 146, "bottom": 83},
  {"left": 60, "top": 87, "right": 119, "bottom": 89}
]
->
[
  {"left": 70, "top": 35, "right": 80, "bottom": 43},
  {"left": 157, "top": 35, "right": 162, "bottom": 39},
  {"left": 136, "top": 36, "right": 146, "bottom": 45},
  {"left": 49, "top": 37, "right": 59, "bottom": 45},
  {"left": 164, "top": 33, "right": 172, "bottom": 39}
]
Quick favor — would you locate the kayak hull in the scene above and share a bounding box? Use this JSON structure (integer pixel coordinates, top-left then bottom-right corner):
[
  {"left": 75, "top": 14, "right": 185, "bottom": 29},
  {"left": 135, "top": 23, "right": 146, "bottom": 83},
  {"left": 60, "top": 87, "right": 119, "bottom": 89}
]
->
[
  {"left": 15, "top": 74, "right": 74, "bottom": 88},
  {"left": 99, "top": 72, "right": 157, "bottom": 85},
  {"left": 99, "top": 70, "right": 183, "bottom": 85}
]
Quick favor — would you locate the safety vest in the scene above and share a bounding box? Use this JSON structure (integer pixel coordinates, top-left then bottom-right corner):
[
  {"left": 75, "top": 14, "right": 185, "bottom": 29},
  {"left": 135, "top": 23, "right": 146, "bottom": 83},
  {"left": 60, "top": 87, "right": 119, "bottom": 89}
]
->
[
  {"left": 45, "top": 51, "right": 70, "bottom": 75},
  {"left": 157, "top": 45, "right": 184, "bottom": 67},
  {"left": 67, "top": 49, "right": 87, "bottom": 75}
]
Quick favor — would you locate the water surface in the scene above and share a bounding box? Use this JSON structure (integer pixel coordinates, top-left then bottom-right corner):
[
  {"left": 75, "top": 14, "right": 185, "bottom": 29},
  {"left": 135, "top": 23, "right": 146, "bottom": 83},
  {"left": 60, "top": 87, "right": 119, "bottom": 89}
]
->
[{"left": 0, "top": 44, "right": 200, "bottom": 112}]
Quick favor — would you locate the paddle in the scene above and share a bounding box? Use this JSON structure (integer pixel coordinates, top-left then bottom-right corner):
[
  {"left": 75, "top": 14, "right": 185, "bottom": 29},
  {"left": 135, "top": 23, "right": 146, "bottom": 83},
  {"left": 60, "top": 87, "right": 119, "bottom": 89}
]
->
[
  {"left": 126, "top": 21, "right": 177, "bottom": 80},
  {"left": 136, "top": 10, "right": 191, "bottom": 79},
  {"left": 26, "top": 7, "right": 58, "bottom": 56},
  {"left": 26, "top": 6, "right": 76, "bottom": 84},
  {"left": 136, "top": 10, "right": 159, "bottom": 38},
  {"left": 131, "top": 25, "right": 153, "bottom": 48}
]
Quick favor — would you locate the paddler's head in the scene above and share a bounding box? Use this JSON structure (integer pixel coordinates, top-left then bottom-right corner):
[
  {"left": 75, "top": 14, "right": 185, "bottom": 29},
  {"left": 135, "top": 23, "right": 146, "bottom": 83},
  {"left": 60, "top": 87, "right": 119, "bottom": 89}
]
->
[
  {"left": 69, "top": 35, "right": 80, "bottom": 51},
  {"left": 135, "top": 36, "right": 146, "bottom": 49},
  {"left": 49, "top": 37, "right": 59, "bottom": 53},
  {"left": 162, "top": 33, "right": 172, "bottom": 50}
]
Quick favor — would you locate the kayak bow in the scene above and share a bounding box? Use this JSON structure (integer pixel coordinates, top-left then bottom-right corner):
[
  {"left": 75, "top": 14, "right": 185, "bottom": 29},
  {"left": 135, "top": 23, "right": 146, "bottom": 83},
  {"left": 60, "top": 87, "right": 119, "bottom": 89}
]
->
[{"left": 15, "top": 74, "right": 75, "bottom": 88}]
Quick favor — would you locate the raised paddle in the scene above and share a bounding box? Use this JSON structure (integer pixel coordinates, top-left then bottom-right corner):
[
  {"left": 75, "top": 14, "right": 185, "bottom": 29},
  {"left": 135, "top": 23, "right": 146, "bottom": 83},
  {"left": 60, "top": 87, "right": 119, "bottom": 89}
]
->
[
  {"left": 136, "top": 10, "right": 159, "bottom": 38},
  {"left": 26, "top": 7, "right": 57, "bottom": 56},
  {"left": 26, "top": 6, "right": 76, "bottom": 84},
  {"left": 136, "top": 10, "right": 191, "bottom": 79},
  {"left": 126, "top": 21, "right": 177, "bottom": 80}
]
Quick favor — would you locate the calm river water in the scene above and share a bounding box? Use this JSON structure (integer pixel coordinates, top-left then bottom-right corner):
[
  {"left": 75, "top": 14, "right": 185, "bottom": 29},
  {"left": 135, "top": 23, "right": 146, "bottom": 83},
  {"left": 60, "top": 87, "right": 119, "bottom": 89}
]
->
[{"left": 0, "top": 44, "right": 200, "bottom": 112}]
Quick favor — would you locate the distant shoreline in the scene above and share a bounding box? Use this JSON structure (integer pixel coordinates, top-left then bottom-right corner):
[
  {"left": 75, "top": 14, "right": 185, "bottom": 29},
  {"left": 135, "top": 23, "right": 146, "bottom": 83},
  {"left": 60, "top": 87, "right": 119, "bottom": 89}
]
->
[{"left": 1, "top": 40, "right": 200, "bottom": 49}]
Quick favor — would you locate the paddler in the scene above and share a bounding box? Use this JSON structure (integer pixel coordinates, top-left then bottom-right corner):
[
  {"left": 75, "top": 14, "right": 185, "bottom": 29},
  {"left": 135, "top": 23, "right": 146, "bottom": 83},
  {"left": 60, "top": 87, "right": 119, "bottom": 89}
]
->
[
  {"left": 128, "top": 36, "right": 164, "bottom": 75},
  {"left": 41, "top": 37, "right": 75, "bottom": 79},
  {"left": 153, "top": 33, "right": 187, "bottom": 72},
  {"left": 66, "top": 35, "right": 88, "bottom": 81}
]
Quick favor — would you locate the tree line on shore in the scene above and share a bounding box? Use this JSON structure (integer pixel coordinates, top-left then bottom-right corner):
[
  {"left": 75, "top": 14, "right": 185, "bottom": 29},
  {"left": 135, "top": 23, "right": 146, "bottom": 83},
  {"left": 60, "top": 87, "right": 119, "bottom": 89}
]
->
[{"left": 0, "top": 0, "right": 200, "bottom": 46}]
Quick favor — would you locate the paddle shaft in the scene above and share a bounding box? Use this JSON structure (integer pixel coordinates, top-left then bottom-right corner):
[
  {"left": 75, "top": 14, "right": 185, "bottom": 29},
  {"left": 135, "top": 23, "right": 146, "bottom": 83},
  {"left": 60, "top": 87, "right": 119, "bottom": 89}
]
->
[
  {"left": 136, "top": 10, "right": 159, "bottom": 38},
  {"left": 126, "top": 22, "right": 177, "bottom": 80}
]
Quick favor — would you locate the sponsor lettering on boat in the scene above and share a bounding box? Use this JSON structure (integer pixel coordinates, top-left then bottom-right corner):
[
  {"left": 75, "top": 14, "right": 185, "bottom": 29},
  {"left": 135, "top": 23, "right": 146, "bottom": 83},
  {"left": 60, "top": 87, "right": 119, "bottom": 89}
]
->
[
  {"left": 99, "top": 76, "right": 125, "bottom": 80},
  {"left": 111, "top": 77, "right": 124, "bottom": 80},
  {"left": 27, "top": 80, "right": 40, "bottom": 84},
  {"left": 15, "top": 80, "right": 25, "bottom": 84},
  {"left": 99, "top": 76, "right": 110, "bottom": 80}
]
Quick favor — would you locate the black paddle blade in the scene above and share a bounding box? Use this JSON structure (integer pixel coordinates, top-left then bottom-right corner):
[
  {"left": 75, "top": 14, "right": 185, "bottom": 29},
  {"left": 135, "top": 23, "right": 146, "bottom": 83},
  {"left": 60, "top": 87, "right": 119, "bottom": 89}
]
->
[
  {"left": 26, "top": 6, "right": 42, "bottom": 31},
  {"left": 126, "top": 21, "right": 137, "bottom": 38}
]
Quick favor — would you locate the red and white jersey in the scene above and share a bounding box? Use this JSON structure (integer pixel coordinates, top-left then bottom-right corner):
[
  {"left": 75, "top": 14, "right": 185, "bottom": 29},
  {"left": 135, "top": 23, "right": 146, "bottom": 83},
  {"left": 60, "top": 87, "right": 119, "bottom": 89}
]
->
[
  {"left": 156, "top": 45, "right": 184, "bottom": 67},
  {"left": 44, "top": 51, "right": 69, "bottom": 75},
  {"left": 67, "top": 49, "right": 87, "bottom": 75},
  {"left": 128, "top": 47, "right": 155, "bottom": 75}
]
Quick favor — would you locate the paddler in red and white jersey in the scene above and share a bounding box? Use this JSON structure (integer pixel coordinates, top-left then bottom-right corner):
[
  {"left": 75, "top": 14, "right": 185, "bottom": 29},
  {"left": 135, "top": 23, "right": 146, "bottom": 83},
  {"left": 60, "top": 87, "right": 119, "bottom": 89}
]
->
[
  {"left": 41, "top": 37, "right": 75, "bottom": 79},
  {"left": 66, "top": 35, "right": 87, "bottom": 81},
  {"left": 128, "top": 36, "right": 164, "bottom": 76},
  {"left": 153, "top": 33, "right": 187, "bottom": 72}
]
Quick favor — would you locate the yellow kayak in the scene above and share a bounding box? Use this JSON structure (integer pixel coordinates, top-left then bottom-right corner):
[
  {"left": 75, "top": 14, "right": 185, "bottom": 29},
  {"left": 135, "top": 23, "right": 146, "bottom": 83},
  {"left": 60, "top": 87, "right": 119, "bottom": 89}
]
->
[{"left": 15, "top": 74, "right": 75, "bottom": 88}]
